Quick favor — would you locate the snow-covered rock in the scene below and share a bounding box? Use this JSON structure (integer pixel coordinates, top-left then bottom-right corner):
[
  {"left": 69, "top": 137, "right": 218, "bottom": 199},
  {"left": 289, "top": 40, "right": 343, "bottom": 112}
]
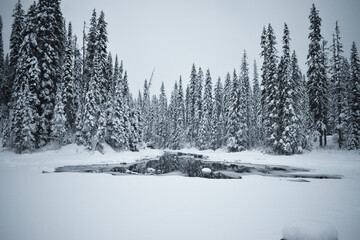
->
[
  {"left": 282, "top": 220, "right": 338, "bottom": 240},
  {"left": 201, "top": 168, "right": 212, "bottom": 175}
]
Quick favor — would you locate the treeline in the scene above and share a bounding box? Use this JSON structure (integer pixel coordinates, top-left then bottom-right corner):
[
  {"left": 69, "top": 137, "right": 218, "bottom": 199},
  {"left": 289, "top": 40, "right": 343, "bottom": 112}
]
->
[{"left": 0, "top": 2, "right": 359, "bottom": 154}]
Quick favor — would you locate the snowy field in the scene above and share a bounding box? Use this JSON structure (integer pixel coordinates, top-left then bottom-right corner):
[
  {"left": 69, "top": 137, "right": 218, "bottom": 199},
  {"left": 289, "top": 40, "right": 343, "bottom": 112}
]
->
[{"left": 0, "top": 141, "right": 359, "bottom": 240}]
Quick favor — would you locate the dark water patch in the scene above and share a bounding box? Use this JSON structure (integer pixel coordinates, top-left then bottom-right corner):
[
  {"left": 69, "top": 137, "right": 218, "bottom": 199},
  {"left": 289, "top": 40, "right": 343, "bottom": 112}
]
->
[{"left": 54, "top": 152, "right": 342, "bottom": 180}]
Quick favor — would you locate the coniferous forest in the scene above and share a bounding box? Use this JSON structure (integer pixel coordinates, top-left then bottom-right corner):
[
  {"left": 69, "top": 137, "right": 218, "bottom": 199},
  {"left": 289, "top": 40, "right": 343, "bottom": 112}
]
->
[{"left": 0, "top": 1, "right": 359, "bottom": 155}]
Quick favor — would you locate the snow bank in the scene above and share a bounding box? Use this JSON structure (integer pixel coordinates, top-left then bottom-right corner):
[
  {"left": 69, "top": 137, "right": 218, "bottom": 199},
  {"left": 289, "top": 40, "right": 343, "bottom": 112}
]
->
[{"left": 282, "top": 220, "right": 338, "bottom": 240}]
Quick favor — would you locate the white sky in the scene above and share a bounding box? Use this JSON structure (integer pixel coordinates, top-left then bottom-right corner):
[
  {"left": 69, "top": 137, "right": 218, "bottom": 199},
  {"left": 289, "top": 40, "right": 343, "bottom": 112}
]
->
[{"left": 1, "top": 0, "right": 360, "bottom": 97}]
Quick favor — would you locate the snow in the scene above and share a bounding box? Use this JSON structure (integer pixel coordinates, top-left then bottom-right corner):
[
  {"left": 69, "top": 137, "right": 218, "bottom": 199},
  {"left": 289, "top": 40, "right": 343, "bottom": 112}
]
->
[
  {"left": 0, "top": 140, "right": 359, "bottom": 240},
  {"left": 282, "top": 220, "right": 338, "bottom": 240}
]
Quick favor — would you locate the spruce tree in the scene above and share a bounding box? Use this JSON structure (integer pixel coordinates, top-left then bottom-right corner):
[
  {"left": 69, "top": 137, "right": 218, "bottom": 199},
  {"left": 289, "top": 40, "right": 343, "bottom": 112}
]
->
[
  {"left": 158, "top": 82, "right": 168, "bottom": 148},
  {"left": 211, "top": 77, "right": 224, "bottom": 149},
  {"left": 188, "top": 64, "right": 197, "bottom": 144},
  {"left": 277, "top": 23, "right": 302, "bottom": 154},
  {"left": 37, "top": 0, "right": 65, "bottom": 147},
  {"left": 198, "top": 69, "right": 213, "bottom": 149},
  {"left": 194, "top": 67, "right": 203, "bottom": 143},
  {"left": 51, "top": 83, "right": 66, "bottom": 145},
  {"left": 347, "top": 42, "right": 360, "bottom": 149},
  {"left": 226, "top": 70, "right": 241, "bottom": 151},
  {"left": 239, "top": 51, "right": 250, "bottom": 149},
  {"left": 330, "top": 22, "right": 348, "bottom": 148},
  {"left": 306, "top": 4, "right": 327, "bottom": 147},
  {"left": 252, "top": 60, "right": 262, "bottom": 146},
  {"left": 261, "top": 24, "right": 279, "bottom": 150},
  {"left": 62, "top": 22, "right": 76, "bottom": 133},
  {"left": 223, "top": 72, "right": 232, "bottom": 144}
]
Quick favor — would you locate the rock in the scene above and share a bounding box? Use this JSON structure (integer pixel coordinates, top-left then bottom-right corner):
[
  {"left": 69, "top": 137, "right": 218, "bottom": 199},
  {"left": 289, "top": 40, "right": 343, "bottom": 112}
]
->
[
  {"left": 146, "top": 167, "right": 156, "bottom": 175},
  {"left": 201, "top": 168, "right": 212, "bottom": 175}
]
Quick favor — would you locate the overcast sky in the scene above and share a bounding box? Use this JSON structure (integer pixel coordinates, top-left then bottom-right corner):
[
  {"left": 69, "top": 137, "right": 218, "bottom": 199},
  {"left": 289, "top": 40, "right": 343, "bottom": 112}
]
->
[{"left": 1, "top": 0, "right": 360, "bottom": 97}]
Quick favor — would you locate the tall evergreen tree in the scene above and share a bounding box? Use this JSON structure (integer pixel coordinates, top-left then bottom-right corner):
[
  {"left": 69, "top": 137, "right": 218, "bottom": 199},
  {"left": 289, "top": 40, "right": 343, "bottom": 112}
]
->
[
  {"left": 62, "top": 22, "right": 76, "bottom": 133},
  {"left": 198, "top": 69, "right": 213, "bottom": 149},
  {"left": 252, "top": 60, "right": 262, "bottom": 146},
  {"left": 51, "top": 82, "right": 66, "bottom": 145},
  {"left": 158, "top": 82, "right": 168, "bottom": 148},
  {"left": 37, "top": 0, "right": 65, "bottom": 147},
  {"left": 239, "top": 51, "right": 250, "bottom": 149},
  {"left": 261, "top": 24, "right": 279, "bottom": 150},
  {"left": 347, "top": 42, "right": 360, "bottom": 149},
  {"left": 277, "top": 23, "right": 302, "bottom": 154},
  {"left": 330, "top": 22, "right": 348, "bottom": 148},
  {"left": 226, "top": 70, "right": 241, "bottom": 151},
  {"left": 306, "top": 4, "right": 327, "bottom": 147},
  {"left": 211, "top": 77, "right": 224, "bottom": 149},
  {"left": 194, "top": 67, "right": 203, "bottom": 142},
  {"left": 223, "top": 72, "right": 232, "bottom": 143}
]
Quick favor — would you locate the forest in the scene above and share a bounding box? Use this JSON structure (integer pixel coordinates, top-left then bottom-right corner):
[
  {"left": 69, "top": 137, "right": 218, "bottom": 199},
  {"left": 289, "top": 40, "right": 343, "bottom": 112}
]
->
[{"left": 0, "top": 0, "right": 359, "bottom": 155}]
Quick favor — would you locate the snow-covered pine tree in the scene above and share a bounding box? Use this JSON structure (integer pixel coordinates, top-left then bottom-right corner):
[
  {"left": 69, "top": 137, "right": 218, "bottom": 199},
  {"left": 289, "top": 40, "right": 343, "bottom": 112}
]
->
[
  {"left": 62, "top": 22, "right": 76, "bottom": 135},
  {"left": 10, "top": 2, "right": 41, "bottom": 150},
  {"left": 291, "top": 51, "right": 311, "bottom": 150},
  {"left": 276, "top": 23, "right": 302, "bottom": 154},
  {"left": 96, "top": 10, "right": 108, "bottom": 106},
  {"left": 223, "top": 72, "right": 231, "bottom": 144},
  {"left": 85, "top": 9, "right": 98, "bottom": 89},
  {"left": 176, "top": 76, "right": 186, "bottom": 149},
  {"left": 252, "top": 60, "right": 262, "bottom": 146},
  {"left": 347, "top": 42, "right": 360, "bottom": 149},
  {"left": 261, "top": 24, "right": 279, "bottom": 150},
  {"left": 2, "top": 0, "right": 25, "bottom": 147},
  {"left": 9, "top": 0, "right": 24, "bottom": 88},
  {"left": 197, "top": 69, "right": 213, "bottom": 150},
  {"left": 168, "top": 81, "right": 179, "bottom": 149},
  {"left": 306, "top": 4, "right": 327, "bottom": 147},
  {"left": 37, "top": 0, "right": 65, "bottom": 147},
  {"left": 226, "top": 70, "right": 241, "bottom": 152},
  {"left": 187, "top": 64, "right": 197, "bottom": 144},
  {"left": 211, "top": 77, "right": 224, "bottom": 150},
  {"left": 239, "top": 51, "right": 251, "bottom": 149},
  {"left": 184, "top": 84, "right": 191, "bottom": 142},
  {"left": 12, "top": 72, "right": 38, "bottom": 153},
  {"left": 129, "top": 88, "right": 143, "bottom": 151},
  {"left": 51, "top": 82, "right": 66, "bottom": 146},
  {"left": 330, "top": 21, "right": 348, "bottom": 148},
  {"left": 142, "top": 78, "right": 152, "bottom": 143},
  {"left": 158, "top": 82, "right": 168, "bottom": 148},
  {"left": 194, "top": 67, "right": 203, "bottom": 142},
  {"left": 109, "top": 68, "right": 129, "bottom": 151}
]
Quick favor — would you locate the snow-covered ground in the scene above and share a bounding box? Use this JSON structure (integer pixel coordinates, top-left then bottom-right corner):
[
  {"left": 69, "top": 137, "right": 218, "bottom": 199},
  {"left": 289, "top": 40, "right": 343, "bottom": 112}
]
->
[{"left": 0, "top": 141, "right": 359, "bottom": 240}]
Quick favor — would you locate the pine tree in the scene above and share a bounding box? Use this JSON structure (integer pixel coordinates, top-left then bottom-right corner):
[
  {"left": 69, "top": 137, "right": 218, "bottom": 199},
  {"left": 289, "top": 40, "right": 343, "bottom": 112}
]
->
[
  {"left": 226, "top": 70, "right": 241, "bottom": 152},
  {"left": 168, "top": 81, "right": 179, "bottom": 149},
  {"left": 252, "top": 60, "right": 262, "bottom": 146},
  {"left": 277, "top": 23, "right": 302, "bottom": 154},
  {"left": 37, "top": 0, "right": 65, "bottom": 147},
  {"left": 187, "top": 64, "right": 197, "bottom": 144},
  {"left": 110, "top": 69, "right": 129, "bottom": 151},
  {"left": 198, "top": 69, "right": 213, "bottom": 149},
  {"left": 239, "top": 51, "right": 250, "bottom": 149},
  {"left": 97, "top": 10, "right": 108, "bottom": 106},
  {"left": 9, "top": 0, "right": 25, "bottom": 100},
  {"left": 261, "top": 24, "right": 279, "bottom": 150},
  {"left": 330, "top": 21, "right": 348, "bottom": 148},
  {"left": 85, "top": 9, "right": 98, "bottom": 87},
  {"left": 194, "top": 67, "right": 203, "bottom": 142},
  {"left": 347, "top": 42, "right": 360, "bottom": 149},
  {"left": 211, "top": 77, "right": 224, "bottom": 149},
  {"left": 10, "top": 2, "right": 41, "bottom": 150},
  {"left": 62, "top": 22, "right": 76, "bottom": 134},
  {"left": 176, "top": 76, "right": 185, "bottom": 148},
  {"left": 223, "top": 72, "right": 232, "bottom": 144},
  {"left": 158, "top": 82, "right": 168, "bottom": 148},
  {"left": 306, "top": 4, "right": 327, "bottom": 147},
  {"left": 51, "top": 83, "right": 66, "bottom": 145}
]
